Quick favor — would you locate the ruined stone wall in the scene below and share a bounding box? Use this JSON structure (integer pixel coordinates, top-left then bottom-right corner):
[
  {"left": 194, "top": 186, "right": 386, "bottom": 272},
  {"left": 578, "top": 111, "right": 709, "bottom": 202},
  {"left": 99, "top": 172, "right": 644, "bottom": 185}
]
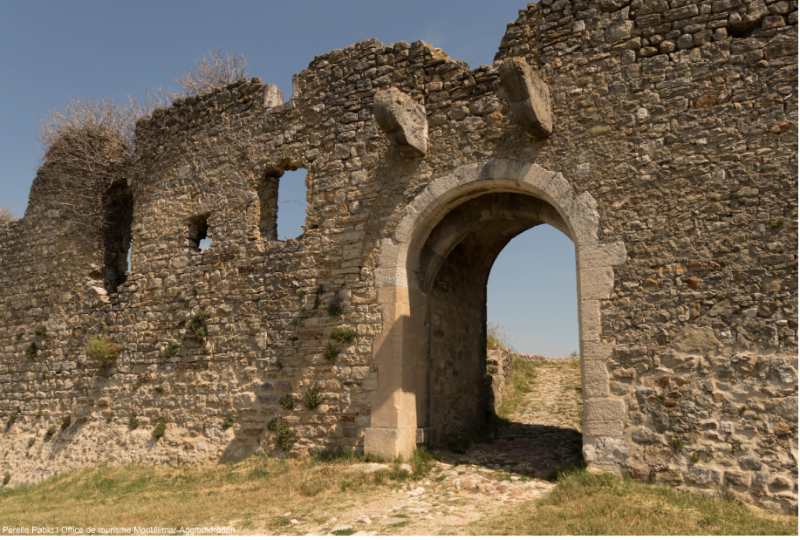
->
[{"left": 0, "top": 0, "right": 796, "bottom": 515}]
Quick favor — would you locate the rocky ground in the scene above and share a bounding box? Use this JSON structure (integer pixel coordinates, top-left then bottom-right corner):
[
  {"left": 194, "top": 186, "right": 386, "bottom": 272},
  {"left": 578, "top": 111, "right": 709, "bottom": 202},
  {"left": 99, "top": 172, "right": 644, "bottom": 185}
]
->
[{"left": 256, "top": 359, "right": 583, "bottom": 536}]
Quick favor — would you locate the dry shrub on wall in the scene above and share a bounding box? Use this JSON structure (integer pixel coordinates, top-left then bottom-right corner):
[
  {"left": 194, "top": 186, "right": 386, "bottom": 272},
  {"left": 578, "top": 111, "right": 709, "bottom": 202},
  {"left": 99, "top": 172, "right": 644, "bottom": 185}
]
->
[
  {"left": 33, "top": 50, "right": 247, "bottom": 286},
  {"left": 173, "top": 49, "right": 249, "bottom": 96},
  {"left": 0, "top": 205, "right": 17, "bottom": 227}
]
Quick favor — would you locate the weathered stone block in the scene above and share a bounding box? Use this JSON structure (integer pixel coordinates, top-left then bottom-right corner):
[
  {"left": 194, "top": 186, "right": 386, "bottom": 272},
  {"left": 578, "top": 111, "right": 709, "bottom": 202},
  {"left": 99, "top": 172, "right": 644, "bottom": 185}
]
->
[
  {"left": 498, "top": 58, "right": 553, "bottom": 138},
  {"left": 584, "top": 398, "right": 625, "bottom": 437},
  {"left": 373, "top": 88, "right": 428, "bottom": 157}
]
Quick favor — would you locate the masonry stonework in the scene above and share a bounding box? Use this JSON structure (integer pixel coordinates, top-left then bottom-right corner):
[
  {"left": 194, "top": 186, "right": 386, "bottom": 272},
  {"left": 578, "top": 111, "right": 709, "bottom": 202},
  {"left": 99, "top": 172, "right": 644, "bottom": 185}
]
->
[{"left": 0, "top": 0, "right": 797, "bottom": 514}]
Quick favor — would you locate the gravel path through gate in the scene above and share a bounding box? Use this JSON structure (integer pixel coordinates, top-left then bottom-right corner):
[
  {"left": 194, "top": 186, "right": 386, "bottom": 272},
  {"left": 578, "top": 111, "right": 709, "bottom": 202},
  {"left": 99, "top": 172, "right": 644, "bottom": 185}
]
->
[{"left": 436, "top": 360, "right": 584, "bottom": 478}]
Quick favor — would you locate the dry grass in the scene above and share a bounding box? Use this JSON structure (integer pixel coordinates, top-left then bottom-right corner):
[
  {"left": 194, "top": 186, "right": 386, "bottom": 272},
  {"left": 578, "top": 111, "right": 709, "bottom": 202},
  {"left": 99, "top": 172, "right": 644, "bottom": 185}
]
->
[
  {"left": 445, "top": 468, "right": 798, "bottom": 536},
  {"left": 0, "top": 449, "right": 435, "bottom": 534},
  {"left": 497, "top": 355, "right": 539, "bottom": 418},
  {"left": 0, "top": 205, "right": 18, "bottom": 226},
  {"left": 173, "top": 49, "right": 248, "bottom": 96}
]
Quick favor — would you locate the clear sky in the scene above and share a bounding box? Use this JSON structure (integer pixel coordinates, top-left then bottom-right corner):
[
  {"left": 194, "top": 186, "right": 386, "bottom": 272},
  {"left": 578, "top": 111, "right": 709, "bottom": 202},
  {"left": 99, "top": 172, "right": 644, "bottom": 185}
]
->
[{"left": 0, "top": 0, "right": 577, "bottom": 356}]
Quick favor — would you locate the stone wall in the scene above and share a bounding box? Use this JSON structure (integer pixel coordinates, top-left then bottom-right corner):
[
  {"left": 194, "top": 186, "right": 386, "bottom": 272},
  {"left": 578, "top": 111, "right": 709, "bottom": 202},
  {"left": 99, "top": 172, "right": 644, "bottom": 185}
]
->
[
  {"left": 517, "top": 353, "right": 578, "bottom": 363},
  {"left": 487, "top": 348, "right": 516, "bottom": 416},
  {"left": 0, "top": 0, "right": 796, "bottom": 515}
]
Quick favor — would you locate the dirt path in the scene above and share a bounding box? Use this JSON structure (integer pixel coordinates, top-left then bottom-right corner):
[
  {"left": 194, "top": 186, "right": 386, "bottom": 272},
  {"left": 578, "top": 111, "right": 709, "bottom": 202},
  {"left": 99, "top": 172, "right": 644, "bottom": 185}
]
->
[{"left": 247, "top": 360, "right": 584, "bottom": 536}]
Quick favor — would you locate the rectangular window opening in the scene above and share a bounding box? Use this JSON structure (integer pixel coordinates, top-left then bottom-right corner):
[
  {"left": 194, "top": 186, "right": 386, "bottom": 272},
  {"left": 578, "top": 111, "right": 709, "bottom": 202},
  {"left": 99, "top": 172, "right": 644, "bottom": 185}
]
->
[{"left": 187, "top": 214, "right": 211, "bottom": 252}]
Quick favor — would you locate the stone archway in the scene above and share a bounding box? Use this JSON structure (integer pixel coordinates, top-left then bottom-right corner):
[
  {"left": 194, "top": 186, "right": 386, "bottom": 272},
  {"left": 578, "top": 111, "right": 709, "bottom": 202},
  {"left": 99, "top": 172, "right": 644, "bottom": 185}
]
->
[{"left": 366, "top": 158, "right": 629, "bottom": 473}]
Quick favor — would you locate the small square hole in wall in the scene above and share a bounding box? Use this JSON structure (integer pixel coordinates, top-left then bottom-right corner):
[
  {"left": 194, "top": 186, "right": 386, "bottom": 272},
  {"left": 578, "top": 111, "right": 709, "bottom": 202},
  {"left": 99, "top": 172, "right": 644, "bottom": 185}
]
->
[{"left": 187, "top": 214, "right": 211, "bottom": 252}]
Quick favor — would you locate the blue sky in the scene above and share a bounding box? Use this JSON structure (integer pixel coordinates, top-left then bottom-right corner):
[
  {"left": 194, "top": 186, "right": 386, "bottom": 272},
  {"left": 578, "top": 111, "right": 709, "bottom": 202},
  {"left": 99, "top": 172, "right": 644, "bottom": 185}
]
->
[{"left": 0, "top": 0, "right": 577, "bottom": 356}]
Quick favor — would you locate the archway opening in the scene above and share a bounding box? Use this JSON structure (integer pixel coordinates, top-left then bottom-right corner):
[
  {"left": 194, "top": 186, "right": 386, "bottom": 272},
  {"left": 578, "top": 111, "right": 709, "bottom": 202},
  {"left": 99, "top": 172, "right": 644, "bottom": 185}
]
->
[{"left": 414, "top": 191, "right": 583, "bottom": 475}]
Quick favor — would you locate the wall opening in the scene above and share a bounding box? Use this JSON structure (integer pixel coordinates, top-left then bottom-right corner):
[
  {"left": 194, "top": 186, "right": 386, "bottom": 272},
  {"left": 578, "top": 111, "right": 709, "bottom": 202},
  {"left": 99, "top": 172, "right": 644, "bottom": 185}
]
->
[
  {"left": 102, "top": 182, "right": 133, "bottom": 294},
  {"left": 257, "top": 167, "right": 308, "bottom": 241},
  {"left": 369, "top": 160, "right": 626, "bottom": 469},
  {"left": 418, "top": 192, "right": 583, "bottom": 475},
  {"left": 277, "top": 168, "right": 308, "bottom": 240},
  {"left": 187, "top": 214, "right": 211, "bottom": 252},
  {"left": 487, "top": 225, "right": 578, "bottom": 357}
]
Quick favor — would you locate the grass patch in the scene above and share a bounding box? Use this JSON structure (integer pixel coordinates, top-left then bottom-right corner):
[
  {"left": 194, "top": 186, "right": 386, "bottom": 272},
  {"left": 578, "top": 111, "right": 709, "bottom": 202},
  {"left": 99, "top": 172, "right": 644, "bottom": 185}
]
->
[
  {"left": 0, "top": 452, "right": 436, "bottom": 532},
  {"left": 329, "top": 327, "right": 356, "bottom": 344},
  {"left": 445, "top": 468, "right": 797, "bottom": 536},
  {"left": 187, "top": 308, "right": 209, "bottom": 343},
  {"left": 85, "top": 335, "right": 118, "bottom": 368},
  {"left": 498, "top": 356, "right": 539, "bottom": 418},
  {"left": 323, "top": 345, "right": 339, "bottom": 363},
  {"left": 304, "top": 384, "right": 323, "bottom": 410}
]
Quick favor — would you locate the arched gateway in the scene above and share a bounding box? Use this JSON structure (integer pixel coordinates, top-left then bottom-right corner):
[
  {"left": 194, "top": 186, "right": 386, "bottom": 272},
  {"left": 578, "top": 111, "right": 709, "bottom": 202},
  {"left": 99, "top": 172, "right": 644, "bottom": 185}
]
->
[{"left": 366, "top": 158, "right": 629, "bottom": 473}]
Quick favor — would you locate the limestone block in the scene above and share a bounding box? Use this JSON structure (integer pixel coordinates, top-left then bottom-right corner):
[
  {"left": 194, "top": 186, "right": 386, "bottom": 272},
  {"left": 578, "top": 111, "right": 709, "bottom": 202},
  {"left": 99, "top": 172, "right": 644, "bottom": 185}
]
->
[
  {"left": 263, "top": 84, "right": 283, "bottom": 108},
  {"left": 606, "top": 20, "right": 634, "bottom": 43},
  {"left": 581, "top": 341, "right": 613, "bottom": 364},
  {"left": 582, "top": 361, "right": 610, "bottom": 398},
  {"left": 499, "top": 58, "right": 553, "bottom": 138},
  {"left": 364, "top": 427, "right": 416, "bottom": 459},
  {"left": 584, "top": 397, "right": 625, "bottom": 437},
  {"left": 233, "top": 392, "right": 256, "bottom": 409},
  {"left": 579, "top": 266, "right": 615, "bottom": 301},
  {"left": 686, "top": 466, "right": 722, "bottom": 487},
  {"left": 672, "top": 326, "right": 720, "bottom": 353},
  {"left": 583, "top": 436, "right": 630, "bottom": 466},
  {"left": 631, "top": 426, "right": 662, "bottom": 444},
  {"left": 577, "top": 242, "right": 627, "bottom": 269},
  {"left": 580, "top": 300, "right": 601, "bottom": 342},
  {"left": 373, "top": 88, "right": 428, "bottom": 157}
]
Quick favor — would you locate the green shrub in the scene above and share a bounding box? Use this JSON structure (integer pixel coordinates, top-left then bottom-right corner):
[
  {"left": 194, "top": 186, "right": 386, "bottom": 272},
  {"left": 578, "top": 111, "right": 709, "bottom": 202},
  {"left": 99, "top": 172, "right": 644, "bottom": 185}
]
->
[
  {"left": 323, "top": 345, "right": 340, "bottom": 363},
  {"left": 276, "top": 421, "right": 295, "bottom": 452},
  {"left": 304, "top": 384, "right": 323, "bottom": 410},
  {"left": 15, "top": 332, "right": 23, "bottom": 341},
  {"left": 24, "top": 342, "right": 38, "bottom": 358},
  {"left": 132, "top": 382, "right": 141, "bottom": 391},
  {"left": 267, "top": 418, "right": 278, "bottom": 431},
  {"left": 129, "top": 413, "right": 138, "bottom": 430},
  {"left": 6, "top": 410, "right": 18, "bottom": 428},
  {"left": 35, "top": 410, "right": 42, "bottom": 419},
  {"left": 330, "top": 327, "right": 356, "bottom": 344},
  {"left": 86, "top": 335, "right": 118, "bottom": 368},
  {"left": 154, "top": 385, "right": 164, "bottom": 394},
  {"left": 313, "top": 295, "right": 321, "bottom": 310},
  {"left": 2, "top": 474, "right": 9, "bottom": 486},
  {"left": 27, "top": 438, "right": 35, "bottom": 448},
  {"left": 106, "top": 412, "right": 114, "bottom": 423},
  {"left": 279, "top": 394, "right": 295, "bottom": 411},
  {"left": 690, "top": 452, "right": 701, "bottom": 463},
  {"left": 187, "top": 308, "right": 209, "bottom": 343},
  {"left": 35, "top": 325, "right": 46, "bottom": 337},
  {"left": 152, "top": 419, "right": 166, "bottom": 440},
  {"left": 222, "top": 418, "right": 234, "bottom": 430},
  {"left": 672, "top": 438, "right": 684, "bottom": 450},
  {"left": 46, "top": 426, "right": 57, "bottom": 437},
  {"left": 163, "top": 342, "right": 179, "bottom": 359},
  {"left": 61, "top": 416, "right": 71, "bottom": 431},
  {"left": 327, "top": 304, "right": 343, "bottom": 317}
]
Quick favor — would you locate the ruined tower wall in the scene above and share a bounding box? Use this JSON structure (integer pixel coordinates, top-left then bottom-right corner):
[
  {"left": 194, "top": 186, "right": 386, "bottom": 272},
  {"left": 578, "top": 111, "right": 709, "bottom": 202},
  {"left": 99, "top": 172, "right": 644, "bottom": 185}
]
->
[{"left": 0, "top": 0, "right": 796, "bottom": 514}]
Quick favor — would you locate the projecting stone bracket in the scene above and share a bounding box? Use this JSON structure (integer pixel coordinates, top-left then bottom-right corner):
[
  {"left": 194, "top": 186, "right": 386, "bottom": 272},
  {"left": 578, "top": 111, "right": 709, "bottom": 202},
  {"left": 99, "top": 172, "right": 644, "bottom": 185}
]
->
[
  {"left": 373, "top": 87, "right": 428, "bottom": 157},
  {"left": 499, "top": 58, "right": 553, "bottom": 138}
]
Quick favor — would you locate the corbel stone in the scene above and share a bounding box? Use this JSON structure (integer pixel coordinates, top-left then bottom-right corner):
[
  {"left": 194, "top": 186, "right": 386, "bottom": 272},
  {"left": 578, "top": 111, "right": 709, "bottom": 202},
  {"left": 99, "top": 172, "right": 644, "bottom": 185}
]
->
[
  {"left": 373, "top": 88, "right": 428, "bottom": 157},
  {"left": 499, "top": 58, "right": 553, "bottom": 138}
]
